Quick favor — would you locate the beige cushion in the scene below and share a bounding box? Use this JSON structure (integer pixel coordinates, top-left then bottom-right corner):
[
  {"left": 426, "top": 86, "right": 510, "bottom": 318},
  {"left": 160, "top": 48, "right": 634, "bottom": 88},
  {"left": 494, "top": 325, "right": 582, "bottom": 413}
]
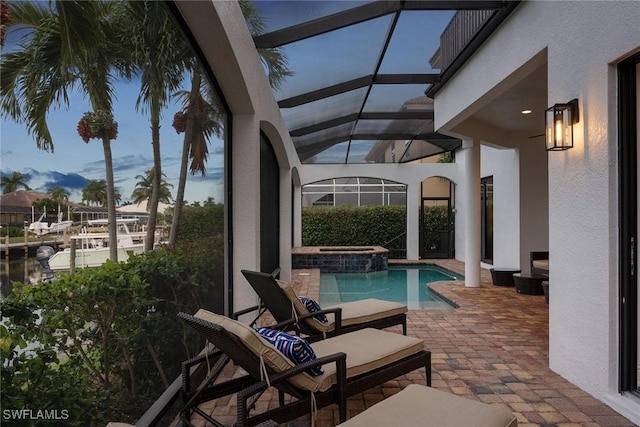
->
[
  {"left": 532, "top": 259, "right": 549, "bottom": 271},
  {"left": 194, "top": 310, "right": 423, "bottom": 393},
  {"left": 337, "top": 384, "right": 518, "bottom": 427},
  {"left": 195, "top": 309, "right": 327, "bottom": 391},
  {"left": 195, "top": 309, "right": 295, "bottom": 374},
  {"left": 277, "top": 280, "right": 407, "bottom": 333},
  {"left": 327, "top": 299, "right": 407, "bottom": 327},
  {"left": 308, "top": 328, "right": 424, "bottom": 392}
]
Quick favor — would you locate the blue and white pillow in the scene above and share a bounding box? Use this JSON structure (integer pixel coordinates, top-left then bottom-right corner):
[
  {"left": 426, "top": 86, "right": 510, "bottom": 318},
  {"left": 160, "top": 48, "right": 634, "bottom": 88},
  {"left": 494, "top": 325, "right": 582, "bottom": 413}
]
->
[
  {"left": 254, "top": 327, "right": 323, "bottom": 376},
  {"left": 298, "top": 296, "right": 328, "bottom": 323}
]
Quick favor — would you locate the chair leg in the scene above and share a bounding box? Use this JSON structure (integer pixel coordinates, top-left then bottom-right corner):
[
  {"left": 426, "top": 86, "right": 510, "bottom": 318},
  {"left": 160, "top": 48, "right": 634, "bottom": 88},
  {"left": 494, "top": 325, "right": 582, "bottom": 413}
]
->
[
  {"left": 402, "top": 318, "right": 407, "bottom": 335},
  {"left": 279, "top": 390, "right": 285, "bottom": 406}
]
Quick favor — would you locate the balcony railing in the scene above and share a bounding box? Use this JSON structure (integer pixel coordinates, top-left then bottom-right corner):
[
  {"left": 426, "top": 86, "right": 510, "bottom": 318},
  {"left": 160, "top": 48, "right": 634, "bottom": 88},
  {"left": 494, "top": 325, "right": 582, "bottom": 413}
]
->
[{"left": 438, "top": 9, "right": 495, "bottom": 72}]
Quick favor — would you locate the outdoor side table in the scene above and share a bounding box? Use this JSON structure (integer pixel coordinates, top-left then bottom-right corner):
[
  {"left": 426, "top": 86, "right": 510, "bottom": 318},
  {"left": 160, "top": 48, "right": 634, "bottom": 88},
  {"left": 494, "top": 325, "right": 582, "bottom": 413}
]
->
[
  {"left": 490, "top": 268, "right": 520, "bottom": 286},
  {"left": 513, "top": 273, "right": 546, "bottom": 295}
]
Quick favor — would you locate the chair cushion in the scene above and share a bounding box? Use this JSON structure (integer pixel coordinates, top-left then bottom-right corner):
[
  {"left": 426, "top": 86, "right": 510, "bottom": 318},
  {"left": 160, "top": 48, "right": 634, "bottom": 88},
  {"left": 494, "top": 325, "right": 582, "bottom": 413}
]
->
[
  {"left": 277, "top": 279, "right": 331, "bottom": 332},
  {"left": 337, "top": 384, "right": 518, "bottom": 427},
  {"left": 298, "top": 296, "right": 328, "bottom": 323},
  {"left": 327, "top": 299, "right": 407, "bottom": 328},
  {"left": 254, "top": 327, "right": 323, "bottom": 375},
  {"left": 194, "top": 309, "right": 295, "bottom": 373},
  {"left": 277, "top": 280, "right": 407, "bottom": 334},
  {"left": 532, "top": 259, "right": 549, "bottom": 270},
  {"left": 195, "top": 309, "right": 324, "bottom": 391},
  {"left": 308, "top": 328, "right": 424, "bottom": 392}
]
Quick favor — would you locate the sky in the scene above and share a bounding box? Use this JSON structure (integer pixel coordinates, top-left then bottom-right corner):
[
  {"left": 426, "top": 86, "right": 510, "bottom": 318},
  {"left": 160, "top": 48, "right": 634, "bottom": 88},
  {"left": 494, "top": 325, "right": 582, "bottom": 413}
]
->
[
  {"left": 0, "top": 1, "right": 451, "bottom": 199},
  {"left": 0, "top": 12, "right": 225, "bottom": 206}
]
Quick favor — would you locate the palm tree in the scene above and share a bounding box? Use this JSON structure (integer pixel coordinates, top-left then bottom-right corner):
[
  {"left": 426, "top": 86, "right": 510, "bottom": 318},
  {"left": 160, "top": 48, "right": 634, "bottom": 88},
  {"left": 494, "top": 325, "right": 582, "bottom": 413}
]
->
[
  {"left": 130, "top": 168, "right": 173, "bottom": 211},
  {"left": 123, "top": 1, "right": 188, "bottom": 251},
  {"left": 48, "top": 185, "right": 69, "bottom": 220},
  {"left": 167, "top": 1, "right": 292, "bottom": 248},
  {"left": 0, "top": 171, "right": 31, "bottom": 193},
  {"left": 82, "top": 179, "right": 108, "bottom": 206},
  {"left": 0, "top": 1, "right": 133, "bottom": 262}
]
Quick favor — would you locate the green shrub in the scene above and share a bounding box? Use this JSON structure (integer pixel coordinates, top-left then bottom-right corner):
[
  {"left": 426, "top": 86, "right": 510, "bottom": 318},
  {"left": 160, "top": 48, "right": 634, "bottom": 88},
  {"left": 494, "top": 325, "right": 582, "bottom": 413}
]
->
[
  {"left": 302, "top": 205, "right": 451, "bottom": 252},
  {"left": 177, "top": 204, "right": 224, "bottom": 240},
  {"left": 1, "top": 248, "right": 211, "bottom": 425},
  {"left": 302, "top": 205, "right": 406, "bottom": 246},
  {"left": 0, "top": 226, "right": 24, "bottom": 238}
]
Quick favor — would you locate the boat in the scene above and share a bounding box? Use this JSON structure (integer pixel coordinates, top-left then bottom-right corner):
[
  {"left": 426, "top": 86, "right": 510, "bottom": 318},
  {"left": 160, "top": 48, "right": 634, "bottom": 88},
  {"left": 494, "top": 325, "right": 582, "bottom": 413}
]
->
[
  {"left": 43, "top": 220, "right": 155, "bottom": 271},
  {"left": 28, "top": 212, "right": 74, "bottom": 236}
]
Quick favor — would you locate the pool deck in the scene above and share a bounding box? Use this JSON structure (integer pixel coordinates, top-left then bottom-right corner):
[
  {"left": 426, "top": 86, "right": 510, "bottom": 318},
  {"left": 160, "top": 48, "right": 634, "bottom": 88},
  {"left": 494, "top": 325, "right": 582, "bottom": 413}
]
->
[{"left": 190, "top": 260, "right": 636, "bottom": 427}]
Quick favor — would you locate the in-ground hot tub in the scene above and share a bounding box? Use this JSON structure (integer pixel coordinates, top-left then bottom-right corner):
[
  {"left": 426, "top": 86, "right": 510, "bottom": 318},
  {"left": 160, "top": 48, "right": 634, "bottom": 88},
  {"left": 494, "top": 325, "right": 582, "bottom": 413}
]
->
[{"left": 292, "top": 246, "right": 389, "bottom": 273}]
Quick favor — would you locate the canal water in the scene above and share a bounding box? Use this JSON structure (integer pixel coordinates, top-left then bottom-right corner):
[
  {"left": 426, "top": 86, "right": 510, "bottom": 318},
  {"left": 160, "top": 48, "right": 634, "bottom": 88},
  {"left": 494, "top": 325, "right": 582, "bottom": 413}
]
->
[{"left": 1, "top": 256, "right": 43, "bottom": 297}]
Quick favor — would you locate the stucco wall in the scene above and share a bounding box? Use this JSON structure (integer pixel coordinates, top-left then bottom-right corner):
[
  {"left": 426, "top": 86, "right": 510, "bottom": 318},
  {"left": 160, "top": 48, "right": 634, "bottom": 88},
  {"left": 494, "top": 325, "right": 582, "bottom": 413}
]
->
[
  {"left": 480, "top": 145, "right": 521, "bottom": 270},
  {"left": 433, "top": 1, "right": 640, "bottom": 422}
]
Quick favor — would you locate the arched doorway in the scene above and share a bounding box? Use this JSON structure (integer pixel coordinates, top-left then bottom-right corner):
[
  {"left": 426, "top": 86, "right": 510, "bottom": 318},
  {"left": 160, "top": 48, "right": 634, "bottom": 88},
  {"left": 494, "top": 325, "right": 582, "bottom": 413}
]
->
[{"left": 420, "top": 177, "right": 455, "bottom": 259}]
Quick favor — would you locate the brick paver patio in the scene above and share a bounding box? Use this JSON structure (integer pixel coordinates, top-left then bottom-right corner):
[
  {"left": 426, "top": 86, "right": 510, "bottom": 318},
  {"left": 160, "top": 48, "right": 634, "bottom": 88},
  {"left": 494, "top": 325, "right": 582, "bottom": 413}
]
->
[{"left": 190, "top": 260, "right": 636, "bottom": 427}]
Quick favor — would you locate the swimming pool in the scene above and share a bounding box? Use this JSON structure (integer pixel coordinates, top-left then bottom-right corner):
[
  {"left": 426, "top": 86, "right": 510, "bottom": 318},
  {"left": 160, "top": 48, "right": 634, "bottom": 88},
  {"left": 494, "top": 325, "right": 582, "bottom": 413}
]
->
[{"left": 319, "top": 264, "right": 461, "bottom": 310}]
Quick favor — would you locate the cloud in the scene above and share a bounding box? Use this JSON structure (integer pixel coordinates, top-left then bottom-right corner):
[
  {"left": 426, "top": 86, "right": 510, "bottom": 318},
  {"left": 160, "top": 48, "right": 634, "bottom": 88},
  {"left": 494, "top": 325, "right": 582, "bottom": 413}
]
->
[
  {"left": 0, "top": 168, "right": 89, "bottom": 192},
  {"left": 41, "top": 172, "right": 88, "bottom": 190}
]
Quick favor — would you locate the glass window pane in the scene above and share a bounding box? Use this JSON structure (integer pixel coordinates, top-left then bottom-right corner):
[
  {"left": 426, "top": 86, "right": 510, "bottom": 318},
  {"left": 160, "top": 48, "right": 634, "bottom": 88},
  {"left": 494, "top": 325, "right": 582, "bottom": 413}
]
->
[
  {"left": 361, "top": 193, "right": 383, "bottom": 206},
  {"left": 335, "top": 177, "right": 358, "bottom": 185},
  {"left": 389, "top": 193, "right": 407, "bottom": 206},
  {"left": 359, "top": 177, "right": 382, "bottom": 184},
  {"left": 273, "top": 15, "right": 393, "bottom": 99},
  {"left": 304, "top": 186, "right": 334, "bottom": 193},
  {"left": 253, "top": 1, "right": 373, "bottom": 33},
  {"left": 303, "top": 141, "right": 350, "bottom": 164},
  {"left": 378, "top": 11, "right": 454, "bottom": 74},
  {"left": 347, "top": 140, "right": 378, "bottom": 163},
  {"left": 360, "top": 185, "right": 382, "bottom": 193},
  {"left": 335, "top": 185, "right": 358, "bottom": 193},
  {"left": 335, "top": 193, "right": 358, "bottom": 206}
]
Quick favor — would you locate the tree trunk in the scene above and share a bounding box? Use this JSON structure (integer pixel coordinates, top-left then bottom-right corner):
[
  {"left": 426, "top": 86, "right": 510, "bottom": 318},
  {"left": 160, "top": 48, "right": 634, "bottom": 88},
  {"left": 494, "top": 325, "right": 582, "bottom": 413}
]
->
[
  {"left": 145, "top": 119, "right": 162, "bottom": 251},
  {"left": 102, "top": 138, "right": 119, "bottom": 262},
  {"left": 169, "top": 70, "right": 202, "bottom": 249}
]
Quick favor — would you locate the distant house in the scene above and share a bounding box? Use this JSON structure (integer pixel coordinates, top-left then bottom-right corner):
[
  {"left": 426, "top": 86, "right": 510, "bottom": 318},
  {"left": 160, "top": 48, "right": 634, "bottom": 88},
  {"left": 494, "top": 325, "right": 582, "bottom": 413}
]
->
[{"left": 0, "top": 190, "right": 58, "bottom": 227}]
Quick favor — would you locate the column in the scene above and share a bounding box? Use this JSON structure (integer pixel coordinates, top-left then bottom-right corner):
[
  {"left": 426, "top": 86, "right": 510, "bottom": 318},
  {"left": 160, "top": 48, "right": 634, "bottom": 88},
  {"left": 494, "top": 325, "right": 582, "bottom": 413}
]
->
[
  {"left": 406, "top": 182, "right": 420, "bottom": 260},
  {"left": 292, "top": 183, "right": 302, "bottom": 247},
  {"left": 232, "top": 114, "right": 261, "bottom": 314},
  {"left": 463, "top": 138, "right": 481, "bottom": 287}
]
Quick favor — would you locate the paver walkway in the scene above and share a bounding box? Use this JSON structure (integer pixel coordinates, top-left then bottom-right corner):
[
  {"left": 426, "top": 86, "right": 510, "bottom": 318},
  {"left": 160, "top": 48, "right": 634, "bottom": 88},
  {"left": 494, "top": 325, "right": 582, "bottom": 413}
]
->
[{"left": 190, "top": 260, "right": 636, "bottom": 427}]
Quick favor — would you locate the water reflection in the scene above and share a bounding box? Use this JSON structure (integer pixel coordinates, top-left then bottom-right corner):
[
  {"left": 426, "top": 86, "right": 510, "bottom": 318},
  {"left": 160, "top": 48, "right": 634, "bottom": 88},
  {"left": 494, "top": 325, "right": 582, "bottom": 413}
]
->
[{"left": 1, "top": 257, "right": 42, "bottom": 297}]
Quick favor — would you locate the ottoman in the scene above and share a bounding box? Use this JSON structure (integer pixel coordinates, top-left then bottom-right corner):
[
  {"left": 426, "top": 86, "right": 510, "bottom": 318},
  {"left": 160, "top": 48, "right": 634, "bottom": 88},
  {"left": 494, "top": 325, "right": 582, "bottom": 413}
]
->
[
  {"left": 490, "top": 268, "right": 520, "bottom": 286},
  {"left": 337, "top": 384, "right": 517, "bottom": 427}
]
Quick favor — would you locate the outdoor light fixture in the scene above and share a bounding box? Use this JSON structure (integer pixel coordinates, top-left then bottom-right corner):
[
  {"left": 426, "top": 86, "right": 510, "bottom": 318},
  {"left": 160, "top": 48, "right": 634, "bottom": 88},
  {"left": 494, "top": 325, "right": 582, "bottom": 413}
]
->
[{"left": 545, "top": 99, "right": 579, "bottom": 151}]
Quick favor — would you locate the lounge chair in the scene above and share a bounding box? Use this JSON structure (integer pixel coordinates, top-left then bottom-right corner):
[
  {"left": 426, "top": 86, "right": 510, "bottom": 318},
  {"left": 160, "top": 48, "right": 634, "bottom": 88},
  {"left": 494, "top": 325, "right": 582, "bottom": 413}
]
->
[
  {"left": 240, "top": 269, "right": 407, "bottom": 339},
  {"left": 178, "top": 308, "right": 431, "bottom": 427},
  {"left": 336, "top": 384, "right": 517, "bottom": 427}
]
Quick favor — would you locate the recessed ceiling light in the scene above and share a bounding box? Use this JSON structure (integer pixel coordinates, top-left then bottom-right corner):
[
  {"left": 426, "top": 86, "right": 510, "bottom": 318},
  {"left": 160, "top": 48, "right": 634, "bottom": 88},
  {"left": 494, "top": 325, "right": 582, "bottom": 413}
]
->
[{"left": 521, "top": 109, "right": 533, "bottom": 115}]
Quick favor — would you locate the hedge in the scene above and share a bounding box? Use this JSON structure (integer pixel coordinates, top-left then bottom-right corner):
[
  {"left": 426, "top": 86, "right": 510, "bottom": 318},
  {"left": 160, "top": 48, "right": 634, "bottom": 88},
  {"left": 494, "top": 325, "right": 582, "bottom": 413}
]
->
[
  {"left": 302, "top": 205, "right": 451, "bottom": 248},
  {"left": 302, "top": 205, "right": 406, "bottom": 246}
]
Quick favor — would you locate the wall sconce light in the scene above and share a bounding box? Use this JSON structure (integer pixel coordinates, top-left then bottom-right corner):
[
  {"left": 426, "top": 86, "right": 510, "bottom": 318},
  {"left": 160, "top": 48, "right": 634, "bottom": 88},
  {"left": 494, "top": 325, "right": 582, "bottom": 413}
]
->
[{"left": 545, "top": 99, "right": 579, "bottom": 151}]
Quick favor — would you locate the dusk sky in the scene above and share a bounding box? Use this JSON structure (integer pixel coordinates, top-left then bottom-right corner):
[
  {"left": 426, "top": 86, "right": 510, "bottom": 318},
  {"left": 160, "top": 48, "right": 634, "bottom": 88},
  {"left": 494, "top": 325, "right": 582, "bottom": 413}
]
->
[
  {"left": 1, "top": 1, "right": 448, "bottom": 201},
  {"left": 0, "top": 13, "right": 225, "bottom": 206}
]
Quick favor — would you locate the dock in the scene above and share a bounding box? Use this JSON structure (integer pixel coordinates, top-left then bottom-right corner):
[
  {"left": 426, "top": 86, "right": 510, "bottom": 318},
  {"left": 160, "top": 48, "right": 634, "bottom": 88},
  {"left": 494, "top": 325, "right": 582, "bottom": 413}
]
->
[{"left": 1, "top": 236, "right": 67, "bottom": 260}]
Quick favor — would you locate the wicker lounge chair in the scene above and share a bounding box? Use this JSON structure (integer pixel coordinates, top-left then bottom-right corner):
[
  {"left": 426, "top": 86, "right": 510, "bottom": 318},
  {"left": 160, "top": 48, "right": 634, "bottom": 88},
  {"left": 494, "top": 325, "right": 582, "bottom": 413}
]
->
[
  {"left": 178, "top": 309, "right": 431, "bottom": 427},
  {"left": 240, "top": 269, "right": 407, "bottom": 339}
]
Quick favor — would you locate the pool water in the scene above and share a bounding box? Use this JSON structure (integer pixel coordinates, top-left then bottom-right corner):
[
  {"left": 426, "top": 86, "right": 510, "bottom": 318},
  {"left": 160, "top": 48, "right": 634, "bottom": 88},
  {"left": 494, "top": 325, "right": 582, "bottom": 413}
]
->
[{"left": 319, "top": 265, "right": 461, "bottom": 310}]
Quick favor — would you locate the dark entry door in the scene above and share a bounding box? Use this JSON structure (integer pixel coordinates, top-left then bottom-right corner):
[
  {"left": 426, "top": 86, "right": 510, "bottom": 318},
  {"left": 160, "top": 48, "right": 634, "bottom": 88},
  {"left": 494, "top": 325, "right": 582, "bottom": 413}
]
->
[
  {"left": 420, "top": 197, "right": 454, "bottom": 259},
  {"left": 619, "top": 53, "right": 639, "bottom": 395}
]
